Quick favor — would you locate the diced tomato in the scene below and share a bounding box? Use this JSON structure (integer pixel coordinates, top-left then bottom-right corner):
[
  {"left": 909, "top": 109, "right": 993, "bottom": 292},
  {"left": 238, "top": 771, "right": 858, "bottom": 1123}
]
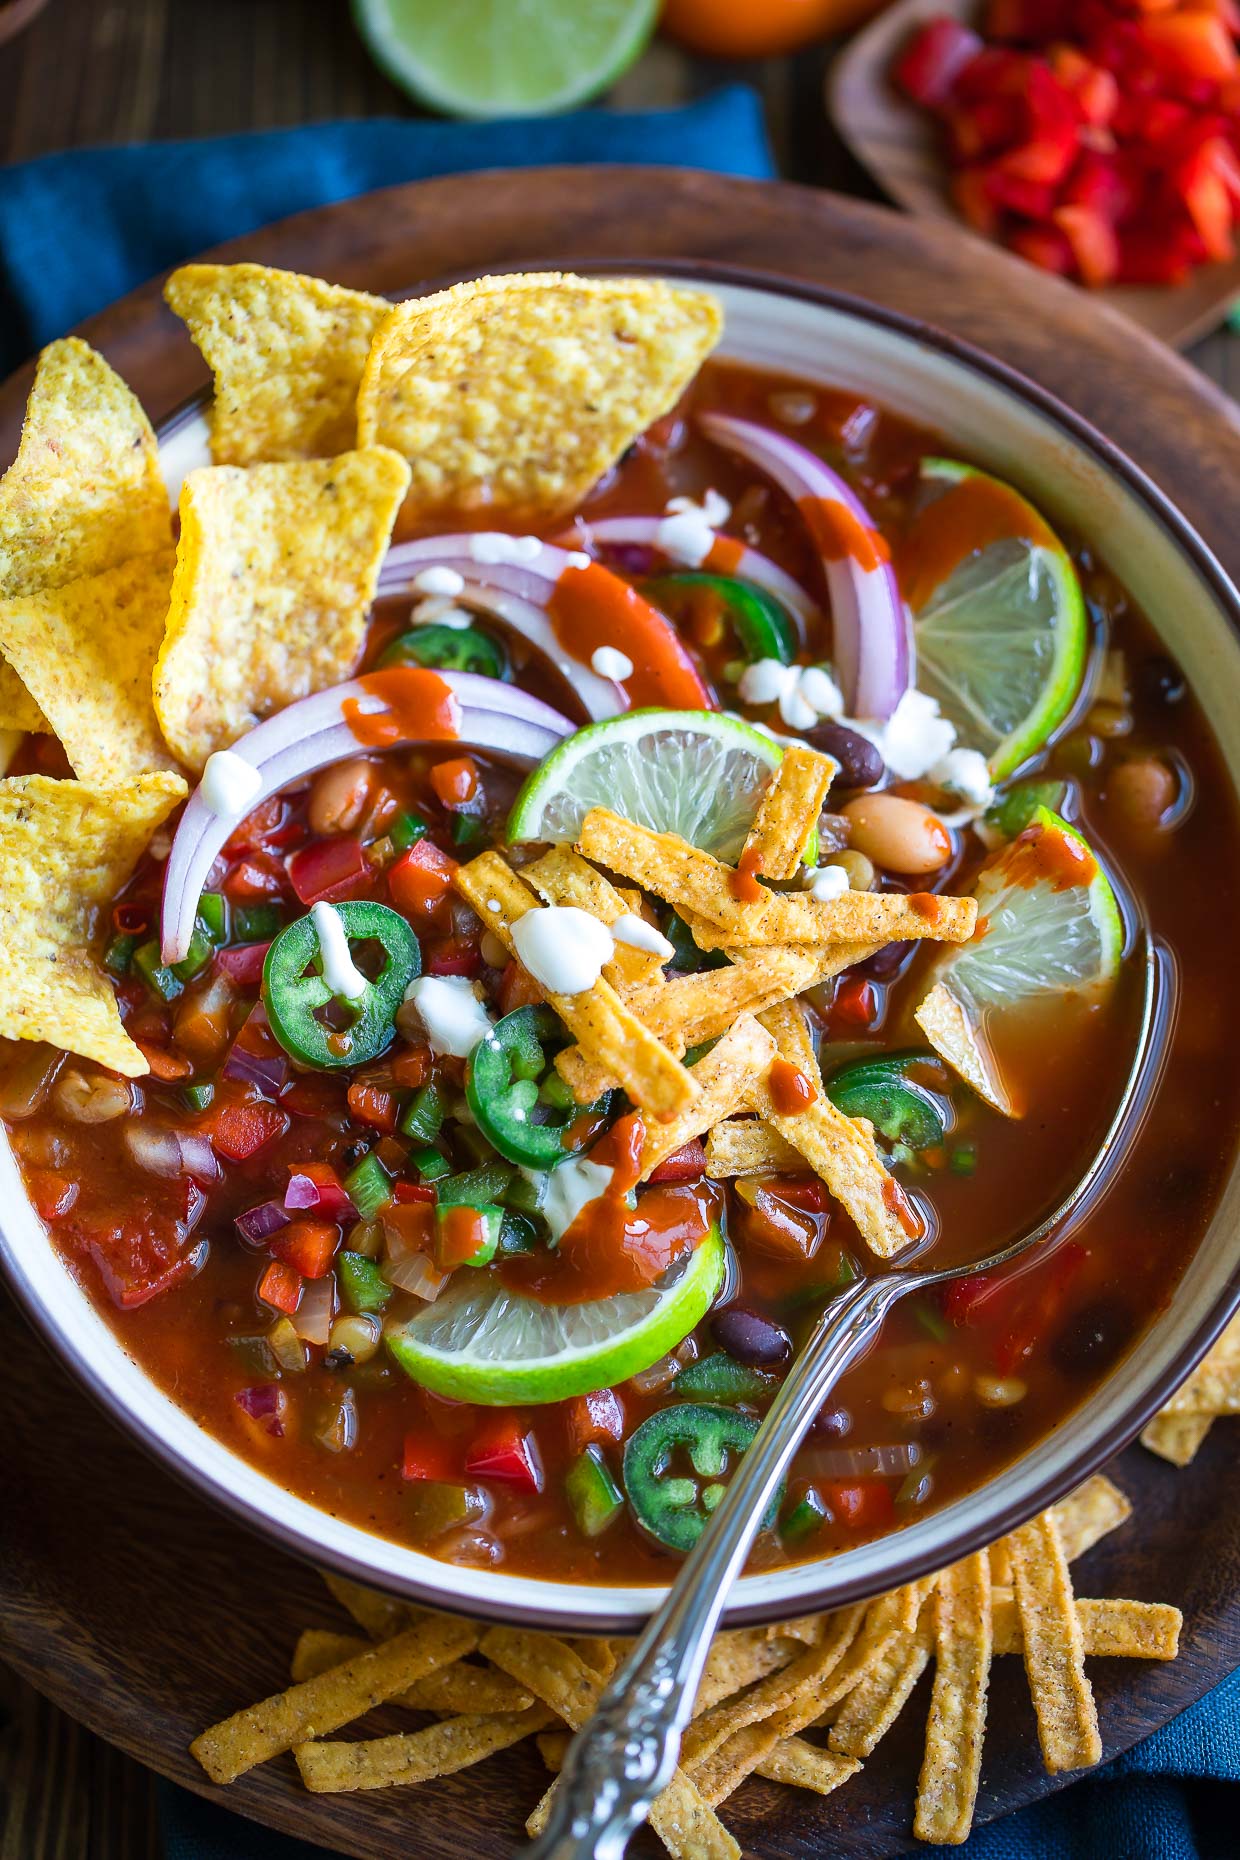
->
[
  {"left": 71, "top": 1177, "right": 206, "bottom": 1309},
  {"left": 389, "top": 1044, "right": 432, "bottom": 1089},
  {"left": 223, "top": 852, "right": 285, "bottom": 903},
  {"left": 387, "top": 840, "right": 456, "bottom": 918},
  {"left": 28, "top": 1169, "right": 79, "bottom": 1221},
  {"left": 1175, "top": 137, "right": 1236, "bottom": 261},
  {"left": 287, "top": 836, "right": 368, "bottom": 907},
  {"left": 893, "top": 18, "right": 985, "bottom": 109},
  {"left": 565, "top": 1388, "right": 625, "bottom": 1457},
  {"left": 1053, "top": 203, "right": 1121, "bottom": 283},
  {"left": 943, "top": 1272, "right": 1002, "bottom": 1325},
  {"left": 346, "top": 1082, "right": 398, "bottom": 1132},
  {"left": 995, "top": 1240, "right": 1088, "bottom": 1374},
  {"left": 1059, "top": 150, "right": 1140, "bottom": 224},
  {"left": 280, "top": 1077, "right": 348, "bottom": 1120},
  {"left": 647, "top": 1140, "right": 706, "bottom": 1184},
  {"left": 223, "top": 795, "right": 286, "bottom": 857},
  {"left": 270, "top": 1219, "right": 339, "bottom": 1279},
  {"left": 1116, "top": 225, "right": 1200, "bottom": 284},
  {"left": 1049, "top": 45, "right": 1119, "bottom": 124},
  {"left": 832, "top": 977, "right": 878, "bottom": 1030},
  {"left": 465, "top": 1418, "right": 544, "bottom": 1494},
  {"left": 391, "top": 1180, "right": 436, "bottom": 1204},
  {"left": 769, "top": 1174, "right": 831, "bottom": 1214},
  {"left": 285, "top": 1161, "right": 355, "bottom": 1220},
  {"left": 429, "top": 757, "right": 479, "bottom": 807},
  {"left": 498, "top": 959, "right": 543, "bottom": 1014},
  {"left": 1139, "top": 13, "right": 1238, "bottom": 85},
  {"left": 258, "top": 1259, "right": 302, "bottom": 1313},
  {"left": 202, "top": 1096, "right": 291, "bottom": 1162},
  {"left": 825, "top": 1480, "right": 896, "bottom": 1532},
  {"left": 402, "top": 1431, "right": 459, "bottom": 1483},
  {"left": 214, "top": 942, "right": 271, "bottom": 986},
  {"left": 984, "top": 170, "right": 1058, "bottom": 218},
  {"left": 947, "top": 95, "right": 1023, "bottom": 163},
  {"left": 424, "top": 936, "right": 483, "bottom": 978},
  {"left": 135, "top": 1043, "right": 192, "bottom": 1082}
]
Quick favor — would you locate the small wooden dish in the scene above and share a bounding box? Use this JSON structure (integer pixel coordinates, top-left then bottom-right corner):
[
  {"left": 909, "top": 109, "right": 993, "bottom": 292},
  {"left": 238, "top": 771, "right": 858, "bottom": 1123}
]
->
[{"left": 829, "top": 0, "right": 1240, "bottom": 350}]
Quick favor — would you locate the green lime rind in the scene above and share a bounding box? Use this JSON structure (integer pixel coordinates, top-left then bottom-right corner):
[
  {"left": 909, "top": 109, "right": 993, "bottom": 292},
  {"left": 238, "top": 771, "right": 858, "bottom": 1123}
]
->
[
  {"left": 913, "top": 458, "right": 1088, "bottom": 781},
  {"left": 385, "top": 1225, "right": 724, "bottom": 1405},
  {"left": 351, "top": 0, "right": 658, "bottom": 118},
  {"left": 507, "top": 708, "right": 789, "bottom": 862}
]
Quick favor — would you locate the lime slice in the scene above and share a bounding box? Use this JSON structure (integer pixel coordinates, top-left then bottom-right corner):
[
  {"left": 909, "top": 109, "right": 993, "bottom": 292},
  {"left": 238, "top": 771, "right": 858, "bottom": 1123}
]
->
[
  {"left": 910, "top": 459, "right": 1088, "bottom": 780},
  {"left": 386, "top": 1225, "right": 724, "bottom": 1404},
  {"left": 915, "top": 807, "right": 1122, "bottom": 1113},
  {"left": 351, "top": 0, "right": 657, "bottom": 116},
  {"left": 508, "top": 709, "right": 787, "bottom": 861}
]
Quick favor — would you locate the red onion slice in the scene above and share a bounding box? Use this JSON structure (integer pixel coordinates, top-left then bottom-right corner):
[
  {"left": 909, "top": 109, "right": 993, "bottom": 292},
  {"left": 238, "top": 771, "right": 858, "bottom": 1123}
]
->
[
  {"left": 160, "top": 672, "right": 572, "bottom": 965},
  {"left": 377, "top": 535, "right": 574, "bottom": 604},
  {"left": 698, "top": 412, "right": 911, "bottom": 721},
  {"left": 450, "top": 580, "right": 621, "bottom": 721},
  {"left": 566, "top": 516, "right": 820, "bottom": 634}
]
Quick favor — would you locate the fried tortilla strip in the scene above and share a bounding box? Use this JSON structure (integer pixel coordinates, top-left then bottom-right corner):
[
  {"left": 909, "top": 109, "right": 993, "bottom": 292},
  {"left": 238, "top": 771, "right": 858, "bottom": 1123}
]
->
[
  {"left": 751, "top": 1738, "right": 860, "bottom": 1796},
  {"left": 638, "top": 1016, "right": 776, "bottom": 1178},
  {"left": 1051, "top": 1475, "right": 1132, "bottom": 1561},
  {"left": 916, "top": 979, "right": 1011, "bottom": 1116},
  {"left": 829, "top": 1614, "right": 935, "bottom": 1758},
  {"left": 748, "top": 1000, "right": 915, "bottom": 1258},
  {"left": 481, "top": 1628, "right": 737, "bottom": 1860},
  {"left": 741, "top": 744, "right": 837, "bottom": 881},
  {"left": 685, "top": 909, "right": 879, "bottom": 971},
  {"left": 294, "top": 1703, "right": 555, "bottom": 1792},
  {"left": 913, "top": 1552, "right": 993, "bottom": 1845},
  {"left": 320, "top": 1569, "right": 413, "bottom": 1640},
  {"left": 1008, "top": 1513, "right": 1102, "bottom": 1772},
  {"left": 154, "top": 447, "right": 411, "bottom": 770},
  {"left": 523, "top": 846, "right": 664, "bottom": 989},
  {"left": 357, "top": 272, "right": 722, "bottom": 521},
  {"left": 165, "top": 263, "right": 389, "bottom": 466},
  {"left": 291, "top": 1630, "right": 537, "bottom": 1712},
  {"left": 1141, "top": 1412, "right": 1214, "bottom": 1466},
  {"left": 455, "top": 851, "right": 696, "bottom": 1119},
  {"left": 705, "top": 1119, "right": 806, "bottom": 1177},
  {"left": 578, "top": 808, "right": 975, "bottom": 948},
  {"left": 0, "top": 771, "right": 186, "bottom": 1075},
  {"left": 0, "top": 551, "right": 178, "bottom": 784},
  {"left": 695, "top": 1633, "right": 803, "bottom": 1714},
  {"left": 191, "top": 1616, "right": 478, "bottom": 1785},
  {"left": 991, "top": 1594, "right": 1182, "bottom": 1661},
  {"left": 1159, "top": 1320, "right": 1240, "bottom": 1414},
  {"left": 682, "top": 1604, "right": 869, "bottom": 1771}
]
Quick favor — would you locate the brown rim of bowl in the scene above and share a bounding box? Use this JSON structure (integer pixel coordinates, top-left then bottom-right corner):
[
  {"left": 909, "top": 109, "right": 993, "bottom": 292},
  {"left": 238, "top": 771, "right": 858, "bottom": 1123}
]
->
[{"left": 5, "top": 257, "right": 1240, "bottom": 1632}]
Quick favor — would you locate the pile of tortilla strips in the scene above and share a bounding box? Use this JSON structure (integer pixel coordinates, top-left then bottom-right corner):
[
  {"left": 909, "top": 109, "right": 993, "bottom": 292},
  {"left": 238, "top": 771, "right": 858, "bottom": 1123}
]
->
[
  {"left": 0, "top": 262, "right": 721, "bottom": 1082},
  {"left": 1142, "top": 1311, "right": 1240, "bottom": 1466},
  {"left": 191, "top": 1472, "right": 1180, "bottom": 1850}
]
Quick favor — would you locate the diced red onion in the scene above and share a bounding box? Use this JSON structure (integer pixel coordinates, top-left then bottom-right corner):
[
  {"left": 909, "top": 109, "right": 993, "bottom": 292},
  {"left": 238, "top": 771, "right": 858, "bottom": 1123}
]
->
[
  {"left": 291, "top": 1275, "right": 336, "bottom": 1346},
  {"left": 222, "top": 1042, "right": 288, "bottom": 1096},
  {"left": 568, "top": 516, "right": 820, "bottom": 634},
  {"left": 815, "top": 1443, "right": 922, "bottom": 1480},
  {"left": 235, "top": 1383, "right": 285, "bottom": 1424},
  {"left": 629, "top": 1352, "right": 680, "bottom": 1394},
  {"left": 124, "top": 1122, "right": 221, "bottom": 1185},
  {"left": 285, "top": 1170, "right": 355, "bottom": 1220},
  {"left": 235, "top": 1199, "right": 292, "bottom": 1246},
  {"left": 161, "top": 670, "right": 572, "bottom": 965},
  {"left": 697, "top": 412, "right": 911, "bottom": 721}
]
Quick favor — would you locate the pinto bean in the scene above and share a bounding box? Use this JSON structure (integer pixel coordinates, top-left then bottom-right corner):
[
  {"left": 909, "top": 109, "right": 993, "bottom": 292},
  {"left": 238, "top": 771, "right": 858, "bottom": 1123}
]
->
[
  {"left": 308, "top": 758, "right": 375, "bottom": 836},
  {"left": 841, "top": 793, "right": 951, "bottom": 875}
]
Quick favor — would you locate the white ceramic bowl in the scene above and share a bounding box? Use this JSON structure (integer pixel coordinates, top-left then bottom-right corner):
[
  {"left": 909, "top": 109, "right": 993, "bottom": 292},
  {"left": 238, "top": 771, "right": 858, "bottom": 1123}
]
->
[{"left": 4, "top": 269, "right": 1239, "bottom": 1632}]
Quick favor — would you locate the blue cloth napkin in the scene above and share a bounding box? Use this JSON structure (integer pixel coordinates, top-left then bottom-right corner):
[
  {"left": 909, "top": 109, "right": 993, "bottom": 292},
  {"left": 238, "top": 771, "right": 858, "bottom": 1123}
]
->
[
  {"left": 0, "top": 87, "right": 774, "bottom": 368},
  {"left": 1, "top": 91, "right": 1234, "bottom": 1860}
]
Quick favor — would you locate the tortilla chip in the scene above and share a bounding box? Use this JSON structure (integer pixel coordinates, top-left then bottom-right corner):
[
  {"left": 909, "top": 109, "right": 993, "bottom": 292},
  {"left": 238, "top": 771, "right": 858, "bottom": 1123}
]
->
[
  {"left": 1141, "top": 1412, "right": 1214, "bottom": 1466},
  {"left": 991, "top": 1594, "right": 1181, "bottom": 1661},
  {"left": 915, "top": 978, "right": 1012, "bottom": 1116},
  {"left": 320, "top": 1568, "right": 414, "bottom": 1640},
  {"left": 357, "top": 272, "right": 722, "bottom": 520},
  {"left": 454, "top": 851, "right": 696, "bottom": 1118},
  {"left": 685, "top": 912, "right": 881, "bottom": 973},
  {"left": 704, "top": 1119, "right": 806, "bottom": 1177},
  {"left": 1051, "top": 1474, "right": 1132, "bottom": 1561},
  {"left": 742, "top": 744, "right": 836, "bottom": 882},
  {"left": 0, "top": 664, "right": 47, "bottom": 735},
  {"left": 638, "top": 1015, "right": 776, "bottom": 1177},
  {"left": 0, "top": 551, "right": 178, "bottom": 784},
  {"left": 829, "top": 1615, "right": 934, "bottom": 1758},
  {"left": 153, "top": 448, "right": 410, "bottom": 769},
  {"left": 1159, "top": 1320, "right": 1240, "bottom": 1414},
  {"left": 1008, "top": 1512, "right": 1102, "bottom": 1773},
  {"left": 0, "top": 772, "right": 186, "bottom": 1076},
  {"left": 913, "top": 1552, "right": 992, "bottom": 1845},
  {"left": 165, "top": 263, "right": 389, "bottom": 466},
  {"left": 191, "top": 1616, "right": 478, "bottom": 1785},
  {"left": 294, "top": 1703, "right": 554, "bottom": 1792}
]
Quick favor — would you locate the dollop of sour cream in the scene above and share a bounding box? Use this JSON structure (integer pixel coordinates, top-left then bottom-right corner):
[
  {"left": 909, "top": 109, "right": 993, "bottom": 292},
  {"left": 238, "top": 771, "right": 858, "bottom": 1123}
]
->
[
  {"left": 591, "top": 645, "right": 634, "bottom": 682},
  {"left": 404, "top": 974, "right": 492, "bottom": 1058},
  {"left": 523, "top": 1157, "right": 614, "bottom": 1243},
  {"left": 855, "top": 689, "right": 957, "bottom": 782},
  {"left": 738, "top": 660, "right": 844, "bottom": 733},
  {"left": 310, "top": 901, "right": 368, "bottom": 1001},
  {"left": 801, "top": 863, "right": 850, "bottom": 902},
  {"left": 468, "top": 532, "right": 544, "bottom": 566},
  {"left": 931, "top": 746, "right": 994, "bottom": 808},
  {"left": 654, "top": 488, "right": 731, "bottom": 568},
  {"left": 200, "top": 748, "right": 263, "bottom": 818},
  {"left": 411, "top": 565, "right": 465, "bottom": 597},
  {"left": 511, "top": 905, "right": 615, "bottom": 996},
  {"left": 610, "top": 912, "right": 675, "bottom": 961}
]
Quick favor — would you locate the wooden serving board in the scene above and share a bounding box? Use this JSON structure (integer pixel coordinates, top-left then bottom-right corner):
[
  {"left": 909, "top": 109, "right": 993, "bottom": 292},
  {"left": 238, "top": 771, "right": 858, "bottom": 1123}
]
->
[{"left": 3, "top": 169, "right": 1240, "bottom": 1857}]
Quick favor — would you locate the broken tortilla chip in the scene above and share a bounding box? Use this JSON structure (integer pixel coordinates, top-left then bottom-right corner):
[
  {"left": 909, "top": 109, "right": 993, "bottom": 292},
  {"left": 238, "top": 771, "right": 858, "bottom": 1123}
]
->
[
  {"left": 704, "top": 1118, "right": 806, "bottom": 1177},
  {"left": 0, "top": 772, "right": 186, "bottom": 1076},
  {"left": 1050, "top": 1473, "right": 1133, "bottom": 1561},
  {"left": 915, "top": 978, "right": 1012, "bottom": 1116},
  {"left": 357, "top": 272, "right": 722, "bottom": 520},
  {"left": 165, "top": 263, "right": 390, "bottom": 467},
  {"left": 0, "top": 551, "right": 178, "bottom": 784},
  {"left": 1141, "top": 1411, "right": 1214, "bottom": 1465},
  {"left": 153, "top": 448, "right": 410, "bottom": 769},
  {"left": 638, "top": 1016, "right": 776, "bottom": 1178}
]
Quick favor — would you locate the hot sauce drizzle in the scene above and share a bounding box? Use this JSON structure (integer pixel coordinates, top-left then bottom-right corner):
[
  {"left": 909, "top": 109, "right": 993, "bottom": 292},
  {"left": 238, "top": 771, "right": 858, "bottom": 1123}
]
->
[
  {"left": 547, "top": 562, "right": 713, "bottom": 710},
  {"left": 768, "top": 1058, "right": 818, "bottom": 1116},
  {"left": 730, "top": 844, "right": 766, "bottom": 904},
  {"left": 896, "top": 472, "right": 1055, "bottom": 612},
  {"left": 343, "top": 667, "right": 462, "bottom": 749},
  {"left": 704, "top": 534, "right": 745, "bottom": 574},
  {"left": 799, "top": 496, "right": 891, "bottom": 574}
]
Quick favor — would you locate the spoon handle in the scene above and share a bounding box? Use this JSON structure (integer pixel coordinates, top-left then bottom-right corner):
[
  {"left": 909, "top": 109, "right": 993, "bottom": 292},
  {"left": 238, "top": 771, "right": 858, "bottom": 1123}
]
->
[{"left": 522, "top": 1270, "right": 913, "bottom": 1860}]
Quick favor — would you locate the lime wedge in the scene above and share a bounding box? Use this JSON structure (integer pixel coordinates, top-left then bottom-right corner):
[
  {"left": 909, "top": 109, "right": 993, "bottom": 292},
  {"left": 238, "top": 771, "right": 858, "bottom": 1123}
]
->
[
  {"left": 386, "top": 1225, "right": 724, "bottom": 1404},
  {"left": 915, "top": 807, "right": 1122, "bottom": 1113},
  {"left": 910, "top": 459, "right": 1088, "bottom": 780},
  {"left": 508, "top": 709, "right": 791, "bottom": 861},
  {"left": 351, "top": 0, "right": 657, "bottom": 116}
]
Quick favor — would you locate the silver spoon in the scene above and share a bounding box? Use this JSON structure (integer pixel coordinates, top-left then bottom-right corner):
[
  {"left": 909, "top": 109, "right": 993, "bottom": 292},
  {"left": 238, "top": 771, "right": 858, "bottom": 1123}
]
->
[{"left": 523, "top": 932, "right": 1161, "bottom": 1860}]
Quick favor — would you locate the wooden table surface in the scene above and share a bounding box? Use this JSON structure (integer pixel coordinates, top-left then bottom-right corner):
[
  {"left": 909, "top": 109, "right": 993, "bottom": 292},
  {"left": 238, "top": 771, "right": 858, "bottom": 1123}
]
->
[{"left": 1, "top": 5, "right": 1238, "bottom": 1857}]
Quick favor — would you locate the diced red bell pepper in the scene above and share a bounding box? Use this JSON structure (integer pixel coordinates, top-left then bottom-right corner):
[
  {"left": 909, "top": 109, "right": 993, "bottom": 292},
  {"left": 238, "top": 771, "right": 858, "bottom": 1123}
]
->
[
  {"left": 387, "top": 839, "right": 456, "bottom": 918},
  {"left": 1116, "top": 224, "right": 1201, "bottom": 285},
  {"left": 424, "top": 936, "right": 483, "bottom": 978},
  {"left": 391, "top": 1180, "right": 436, "bottom": 1204},
  {"left": 346, "top": 1082, "right": 399, "bottom": 1132},
  {"left": 825, "top": 1480, "right": 896, "bottom": 1532},
  {"left": 943, "top": 1272, "right": 1002, "bottom": 1325},
  {"left": 28, "top": 1169, "right": 79, "bottom": 1221},
  {"left": 565, "top": 1388, "right": 625, "bottom": 1457},
  {"left": 1053, "top": 203, "right": 1121, "bottom": 283},
  {"left": 428, "top": 757, "right": 479, "bottom": 807},
  {"left": 402, "top": 1430, "right": 459, "bottom": 1483},
  {"left": 1059, "top": 150, "right": 1141, "bottom": 225},
  {"left": 995, "top": 1240, "right": 1088, "bottom": 1375},
  {"left": 280, "top": 1077, "right": 348, "bottom": 1120},
  {"left": 223, "top": 795, "right": 286, "bottom": 857},
  {"left": 1175, "top": 138, "right": 1236, "bottom": 261},
  {"left": 1049, "top": 45, "right": 1119, "bottom": 124},
  {"left": 647, "top": 1140, "right": 707, "bottom": 1184},
  {"left": 214, "top": 942, "right": 271, "bottom": 986},
  {"left": 285, "top": 1161, "right": 355, "bottom": 1220},
  {"left": 983, "top": 0, "right": 1074, "bottom": 42},
  {"left": 831, "top": 976, "right": 878, "bottom": 1030},
  {"left": 953, "top": 45, "right": 1031, "bottom": 104},
  {"left": 1139, "top": 13, "right": 1238, "bottom": 86},
  {"left": 465, "top": 1418, "right": 544, "bottom": 1494},
  {"left": 389, "top": 1043, "right": 432, "bottom": 1088},
  {"left": 223, "top": 852, "right": 285, "bottom": 903},
  {"left": 258, "top": 1259, "right": 303, "bottom": 1313},
  {"left": 287, "top": 836, "right": 368, "bottom": 907},
  {"left": 497, "top": 959, "right": 543, "bottom": 1014},
  {"left": 892, "top": 17, "right": 985, "bottom": 109},
  {"left": 949, "top": 167, "right": 1001, "bottom": 235},
  {"left": 948, "top": 95, "right": 1024, "bottom": 162},
  {"left": 984, "top": 169, "right": 1059, "bottom": 218},
  {"left": 270, "top": 1219, "right": 340, "bottom": 1279},
  {"left": 203, "top": 1096, "right": 291, "bottom": 1162}
]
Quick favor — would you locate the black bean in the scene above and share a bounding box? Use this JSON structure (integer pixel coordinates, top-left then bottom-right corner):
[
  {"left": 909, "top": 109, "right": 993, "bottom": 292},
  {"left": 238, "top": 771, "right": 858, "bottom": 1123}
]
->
[
  {"left": 806, "top": 721, "right": 886, "bottom": 790},
  {"left": 711, "top": 1304, "right": 792, "bottom": 1367},
  {"left": 1137, "top": 654, "right": 1186, "bottom": 708},
  {"left": 853, "top": 939, "right": 914, "bottom": 981},
  {"left": 810, "top": 1404, "right": 852, "bottom": 1440},
  {"left": 1051, "top": 1299, "right": 1136, "bottom": 1376}
]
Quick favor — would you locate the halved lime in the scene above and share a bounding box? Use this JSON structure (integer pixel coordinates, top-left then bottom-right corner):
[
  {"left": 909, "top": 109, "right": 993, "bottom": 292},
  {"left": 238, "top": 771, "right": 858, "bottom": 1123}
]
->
[
  {"left": 910, "top": 459, "right": 1088, "bottom": 780},
  {"left": 351, "top": 0, "right": 657, "bottom": 117},
  {"left": 386, "top": 1225, "right": 724, "bottom": 1404},
  {"left": 915, "top": 807, "right": 1123, "bottom": 1113},
  {"left": 508, "top": 709, "right": 787, "bottom": 861}
]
